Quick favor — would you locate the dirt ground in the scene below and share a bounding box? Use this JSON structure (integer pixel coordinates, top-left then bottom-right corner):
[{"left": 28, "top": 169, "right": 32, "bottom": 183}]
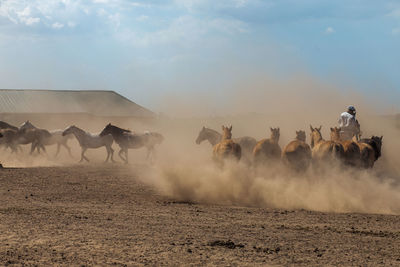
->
[{"left": 0, "top": 164, "right": 399, "bottom": 266}]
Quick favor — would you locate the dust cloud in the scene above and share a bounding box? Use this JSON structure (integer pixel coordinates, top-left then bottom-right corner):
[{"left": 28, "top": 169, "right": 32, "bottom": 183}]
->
[
  {"left": 141, "top": 74, "right": 400, "bottom": 215},
  {"left": 0, "top": 74, "right": 399, "bottom": 215}
]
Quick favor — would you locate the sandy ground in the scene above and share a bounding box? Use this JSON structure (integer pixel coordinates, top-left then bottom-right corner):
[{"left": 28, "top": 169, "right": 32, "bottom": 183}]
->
[{"left": 0, "top": 164, "right": 399, "bottom": 266}]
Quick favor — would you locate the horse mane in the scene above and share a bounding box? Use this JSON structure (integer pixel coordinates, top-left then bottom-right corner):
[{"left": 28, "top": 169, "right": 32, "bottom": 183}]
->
[
  {"left": 204, "top": 127, "right": 222, "bottom": 137},
  {"left": 108, "top": 124, "right": 131, "bottom": 133},
  {"left": 0, "top": 121, "right": 18, "bottom": 131}
]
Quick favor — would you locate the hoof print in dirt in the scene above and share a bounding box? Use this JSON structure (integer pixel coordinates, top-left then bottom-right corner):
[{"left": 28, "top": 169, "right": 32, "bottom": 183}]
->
[{"left": 208, "top": 240, "right": 244, "bottom": 249}]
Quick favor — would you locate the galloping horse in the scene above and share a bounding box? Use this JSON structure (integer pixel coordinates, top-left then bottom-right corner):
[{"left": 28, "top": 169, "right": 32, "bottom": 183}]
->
[
  {"left": 17, "top": 121, "right": 52, "bottom": 154},
  {"left": 0, "top": 121, "right": 20, "bottom": 152},
  {"left": 330, "top": 127, "right": 361, "bottom": 167},
  {"left": 100, "top": 123, "right": 164, "bottom": 163},
  {"left": 196, "top": 127, "right": 256, "bottom": 158},
  {"left": 212, "top": 125, "right": 241, "bottom": 163},
  {"left": 62, "top": 125, "right": 115, "bottom": 163},
  {"left": 309, "top": 125, "right": 344, "bottom": 163},
  {"left": 282, "top": 130, "right": 312, "bottom": 172},
  {"left": 253, "top": 127, "right": 281, "bottom": 165},
  {"left": 358, "top": 136, "right": 383, "bottom": 168},
  {"left": 20, "top": 121, "right": 74, "bottom": 157}
]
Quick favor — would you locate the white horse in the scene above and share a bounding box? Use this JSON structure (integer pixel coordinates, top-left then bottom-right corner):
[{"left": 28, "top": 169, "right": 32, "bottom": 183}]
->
[
  {"left": 62, "top": 125, "right": 115, "bottom": 163},
  {"left": 20, "top": 121, "right": 74, "bottom": 157}
]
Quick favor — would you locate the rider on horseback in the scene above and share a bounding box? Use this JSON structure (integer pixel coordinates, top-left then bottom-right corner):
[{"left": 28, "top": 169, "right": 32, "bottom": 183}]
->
[{"left": 339, "top": 105, "right": 361, "bottom": 140}]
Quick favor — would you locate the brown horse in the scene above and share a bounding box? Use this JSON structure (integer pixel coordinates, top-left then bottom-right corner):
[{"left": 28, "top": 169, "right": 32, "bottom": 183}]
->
[
  {"left": 253, "top": 127, "right": 281, "bottom": 165},
  {"left": 310, "top": 125, "right": 344, "bottom": 163},
  {"left": 358, "top": 136, "right": 383, "bottom": 168},
  {"left": 196, "top": 127, "right": 256, "bottom": 159},
  {"left": 212, "top": 125, "right": 241, "bottom": 163},
  {"left": 282, "top": 130, "right": 312, "bottom": 172},
  {"left": 330, "top": 127, "right": 361, "bottom": 167}
]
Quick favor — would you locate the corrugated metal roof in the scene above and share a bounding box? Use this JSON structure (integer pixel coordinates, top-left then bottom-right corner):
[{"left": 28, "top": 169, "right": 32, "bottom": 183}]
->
[{"left": 0, "top": 89, "right": 155, "bottom": 118}]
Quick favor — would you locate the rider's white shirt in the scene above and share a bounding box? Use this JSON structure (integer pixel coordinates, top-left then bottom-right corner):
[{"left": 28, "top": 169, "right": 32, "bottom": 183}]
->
[{"left": 339, "top": 112, "right": 357, "bottom": 130}]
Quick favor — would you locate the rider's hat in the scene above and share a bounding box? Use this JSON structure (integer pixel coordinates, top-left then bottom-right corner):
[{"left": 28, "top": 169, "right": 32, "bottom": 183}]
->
[{"left": 347, "top": 105, "right": 356, "bottom": 112}]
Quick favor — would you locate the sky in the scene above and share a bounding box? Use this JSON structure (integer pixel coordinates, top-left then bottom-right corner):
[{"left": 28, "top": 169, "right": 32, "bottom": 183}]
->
[{"left": 0, "top": 0, "right": 399, "bottom": 113}]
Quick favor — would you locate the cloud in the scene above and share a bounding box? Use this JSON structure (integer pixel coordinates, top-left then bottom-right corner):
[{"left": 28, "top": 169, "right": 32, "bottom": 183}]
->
[
  {"left": 52, "top": 22, "right": 64, "bottom": 29},
  {"left": 118, "top": 15, "right": 247, "bottom": 47},
  {"left": 325, "top": 26, "right": 335, "bottom": 34},
  {"left": 136, "top": 15, "right": 149, "bottom": 21},
  {"left": 392, "top": 27, "right": 400, "bottom": 35},
  {"left": 386, "top": 7, "right": 400, "bottom": 18}
]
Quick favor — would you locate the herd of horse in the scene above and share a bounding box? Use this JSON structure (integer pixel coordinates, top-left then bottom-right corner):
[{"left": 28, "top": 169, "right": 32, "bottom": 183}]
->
[
  {"left": 196, "top": 125, "right": 383, "bottom": 171},
  {"left": 0, "top": 121, "right": 164, "bottom": 164},
  {"left": 0, "top": 120, "right": 383, "bottom": 170}
]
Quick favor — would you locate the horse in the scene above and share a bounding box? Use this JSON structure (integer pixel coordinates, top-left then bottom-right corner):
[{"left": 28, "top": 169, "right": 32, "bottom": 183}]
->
[
  {"left": 358, "top": 136, "right": 383, "bottom": 168},
  {"left": 330, "top": 127, "right": 361, "bottom": 167},
  {"left": 253, "top": 127, "right": 281, "bottom": 165},
  {"left": 19, "top": 121, "right": 74, "bottom": 157},
  {"left": 99, "top": 123, "right": 164, "bottom": 164},
  {"left": 0, "top": 121, "right": 20, "bottom": 152},
  {"left": 62, "top": 125, "right": 115, "bottom": 163},
  {"left": 196, "top": 127, "right": 256, "bottom": 158},
  {"left": 0, "top": 129, "right": 21, "bottom": 153},
  {"left": 212, "top": 125, "right": 241, "bottom": 164},
  {"left": 16, "top": 121, "right": 52, "bottom": 154},
  {"left": 281, "top": 130, "right": 312, "bottom": 172},
  {"left": 309, "top": 125, "right": 344, "bottom": 163}
]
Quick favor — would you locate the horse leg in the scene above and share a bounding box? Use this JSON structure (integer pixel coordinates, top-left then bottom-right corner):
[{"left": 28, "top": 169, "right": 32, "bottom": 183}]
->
[
  {"left": 40, "top": 144, "right": 47, "bottom": 155},
  {"left": 125, "top": 149, "right": 129, "bottom": 164},
  {"left": 80, "top": 147, "right": 87, "bottom": 163},
  {"left": 55, "top": 143, "right": 61, "bottom": 157},
  {"left": 105, "top": 146, "right": 110, "bottom": 163},
  {"left": 110, "top": 147, "right": 116, "bottom": 163},
  {"left": 30, "top": 142, "right": 37, "bottom": 155},
  {"left": 118, "top": 148, "right": 126, "bottom": 162}
]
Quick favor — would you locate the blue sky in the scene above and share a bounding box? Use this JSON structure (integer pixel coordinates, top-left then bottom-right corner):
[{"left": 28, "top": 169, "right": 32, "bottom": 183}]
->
[{"left": 0, "top": 0, "right": 399, "bottom": 112}]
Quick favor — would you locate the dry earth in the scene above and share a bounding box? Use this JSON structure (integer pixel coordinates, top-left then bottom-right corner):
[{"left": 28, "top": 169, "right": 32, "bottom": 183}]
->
[{"left": 0, "top": 165, "right": 399, "bottom": 266}]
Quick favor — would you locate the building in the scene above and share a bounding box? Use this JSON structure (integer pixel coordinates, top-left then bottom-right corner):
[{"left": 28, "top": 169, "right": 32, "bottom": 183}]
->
[{"left": 0, "top": 89, "right": 156, "bottom": 130}]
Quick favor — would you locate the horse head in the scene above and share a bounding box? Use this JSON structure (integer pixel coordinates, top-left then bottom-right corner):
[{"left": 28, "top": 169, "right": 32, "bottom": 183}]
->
[
  {"left": 270, "top": 127, "right": 280, "bottom": 143},
  {"left": 196, "top": 126, "right": 207, "bottom": 144},
  {"left": 100, "top": 123, "right": 131, "bottom": 137},
  {"left": 295, "top": 130, "right": 306, "bottom": 142},
  {"left": 221, "top": 125, "right": 232, "bottom": 140},
  {"left": 310, "top": 125, "right": 322, "bottom": 148},
  {"left": 330, "top": 127, "right": 341, "bottom": 141},
  {"left": 20, "top": 120, "right": 36, "bottom": 131},
  {"left": 371, "top": 136, "right": 383, "bottom": 160}
]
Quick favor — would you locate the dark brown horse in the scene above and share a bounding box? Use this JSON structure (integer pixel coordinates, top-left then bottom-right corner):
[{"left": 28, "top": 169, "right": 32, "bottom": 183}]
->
[
  {"left": 0, "top": 121, "right": 20, "bottom": 152},
  {"left": 310, "top": 125, "right": 344, "bottom": 163},
  {"left": 358, "top": 136, "right": 383, "bottom": 168},
  {"left": 330, "top": 127, "right": 361, "bottom": 167},
  {"left": 253, "top": 127, "right": 281, "bottom": 165},
  {"left": 282, "top": 130, "right": 312, "bottom": 172},
  {"left": 100, "top": 123, "right": 164, "bottom": 163},
  {"left": 212, "top": 125, "right": 241, "bottom": 163}
]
